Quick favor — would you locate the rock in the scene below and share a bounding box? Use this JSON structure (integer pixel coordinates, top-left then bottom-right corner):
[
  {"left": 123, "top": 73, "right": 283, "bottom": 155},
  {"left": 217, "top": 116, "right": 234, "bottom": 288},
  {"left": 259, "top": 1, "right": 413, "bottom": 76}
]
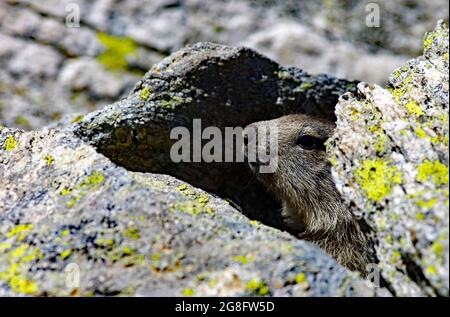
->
[
  {"left": 72, "top": 41, "right": 358, "bottom": 230},
  {"left": 0, "top": 127, "right": 377, "bottom": 296},
  {"left": 8, "top": 43, "right": 62, "bottom": 79},
  {"left": 328, "top": 21, "right": 449, "bottom": 296},
  {"left": 243, "top": 21, "right": 407, "bottom": 84},
  {"left": 59, "top": 58, "right": 135, "bottom": 99}
]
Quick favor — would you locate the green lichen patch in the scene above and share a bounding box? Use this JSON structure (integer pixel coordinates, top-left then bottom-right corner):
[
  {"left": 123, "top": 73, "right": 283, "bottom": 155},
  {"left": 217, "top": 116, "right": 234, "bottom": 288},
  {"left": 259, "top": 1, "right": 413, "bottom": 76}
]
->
[
  {"left": 80, "top": 170, "right": 105, "bottom": 189},
  {"left": 14, "top": 115, "right": 30, "bottom": 128},
  {"left": 170, "top": 201, "right": 214, "bottom": 216},
  {"left": 42, "top": 155, "right": 54, "bottom": 165},
  {"left": 59, "top": 249, "right": 72, "bottom": 260},
  {"left": 295, "top": 273, "right": 307, "bottom": 284},
  {"left": 405, "top": 100, "right": 425, "bottom": 117},
  {"left": 60, "top": 170, "right": 105, "bottom": 208},
  {"left": 300, "top": 82, "right": 314, "bottom": 90},
  {"left": 159, "top": 95, "right": 187, "bottom": 110},
  {"left": 70, "top": 115, "right": 85, "bottom": 124},
  {"left": 182, "top": 288, "right": 195, "bottom": 296},
  {"left": 417, "top": 160, "right": 448, "bottom": 186},
  {"left": 97, "top": 32, "right": 138, "bottom": 72},
  {"left": 6, "top": 224, "right": 34, "bottom": 241},
  {"left": 124, "top": 228, "right": 141, "bottom": 240},
  {"left": 232, "top": 254, "right": 255, "bottom": 265},
  {"left": 139, "top": 87, "right": 153, "bottom": 101},
  {"left": 0, "top": 237, "right": 42, "bottom": 295},
  {"left": 246, "top": 278, "right": 270, "bottom": 296},
  {"left": 176, "top": 184, "right": 213, "bottom": 211},
  {"left": 3, "top": 135, "right": 18, "bottom": 151},
  {"left": 355, "top": 159, "right": 402, "bottom": 202}
]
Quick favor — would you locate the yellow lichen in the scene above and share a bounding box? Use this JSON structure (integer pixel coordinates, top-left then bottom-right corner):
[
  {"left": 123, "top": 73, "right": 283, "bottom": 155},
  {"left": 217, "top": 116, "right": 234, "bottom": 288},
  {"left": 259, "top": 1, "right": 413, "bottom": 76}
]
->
[
  {"left": 355, "top": 159, "right": 402, "bottom": 202},
  {"left": 97, "top": 32, "right": 137, "bottom": 72},
  {"left": 140, "top": 87, "right": 153, "bottom": 101},
  {"left": 124, "top": 228, "right": 141, "bottom": 240},
  {"left": 405, "top": 100, "right": 424, "bottom": 117},
  {"left": 246, "top": 278, "right": 270, "bottom": 296},
  {"left": 60, "top": 249, "right": 72, "bottom": 260},
  {"left": 182, "top": 288, "right": 195, "bottom": 296},
  {"left": 232, "top": 255, "right": 255, "bottom": 265},
  {"left": 3, "top": 135, "right": 18, "bottom": 151},
  {"left": 417, "top": 160, "right": 449, "bottom": 185},
  {"left": 9, "top": 277, "right": 37, "bottom": 295},
  {"left": 415, "top": 128, "right": 427, "bottom": 139},
  {"left": 415, "top": 198, "right": 436, "bottom": 209},
  {"left": 70, "top": 115, "right": 84, "bottom": 124},
  {"left": 6, "top": 224, "right": 33, "bottom": 241},
  {"left": 426, "top": 265, "right": 437, "bottom": 275},
  {"left": 43, "top": 154, "right": 54, "bottom": 165},
  {"left": 295, "top": 273, "right": 306, "bottom": 284}
]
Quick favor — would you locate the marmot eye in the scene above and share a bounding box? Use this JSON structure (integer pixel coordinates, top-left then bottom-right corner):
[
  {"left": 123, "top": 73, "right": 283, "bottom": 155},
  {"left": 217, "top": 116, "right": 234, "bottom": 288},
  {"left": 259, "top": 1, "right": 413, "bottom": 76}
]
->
[{"left": 297, "top": 135, "right": 325, "bottom": 151}]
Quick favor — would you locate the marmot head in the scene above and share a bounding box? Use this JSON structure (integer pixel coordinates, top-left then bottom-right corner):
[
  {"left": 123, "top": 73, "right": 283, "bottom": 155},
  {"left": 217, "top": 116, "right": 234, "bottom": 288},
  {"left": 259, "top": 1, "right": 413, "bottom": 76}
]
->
[
  {"left": 243, "top": 114, "right": 373, "bottom": 273},
  {"left": 242, "top": 114, "right": 346, "bottom": 232}
]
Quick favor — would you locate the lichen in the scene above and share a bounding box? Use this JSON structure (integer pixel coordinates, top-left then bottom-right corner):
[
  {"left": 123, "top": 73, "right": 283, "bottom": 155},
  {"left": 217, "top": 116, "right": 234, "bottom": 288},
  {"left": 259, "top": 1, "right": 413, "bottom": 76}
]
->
[
  {"left": 0, "top": 242, "right": 42, "bottom": 295},
  {"left": 3, "top": 135, "right": 18, "bottom": 151},
  {"left": 171, "top": 201, "right": 212, "bottom": 216},
  {"left": 300, "top": 82, "right": 314, "bottom": 90},
  {"left": 246, "top": 278, "right": 270, "bottom": 296},
  {"left": 14, "top": 115, "right": 30, "bottom": 128},
  {"left": 140, "top": 87, "right": 153, "bottom": 101},
  {"left": 6, "top": 224, "right": 33, "bottom": 241},
  {"left": 274, "top": 70, "right": 293, "bottom": 81},
  {"left": 60, "top": 249, "right": 72, "bottom": 260},
  {"left": 182, "top": 288, "right": 195, "bottom": 296},
  {"left": 43, "top": 155, "right": 54, "bottom": 165},
  {"left": 61, "top": 170, "right": 105, "bottom": 208},
  {"left": 415, "top": 127, "right": 427, "bottom": 139},
  {"left": 159, "top": 95, "right": 186, "bottom": 110},
  {"left": 97, "top": 32, "right": 138, "bottom": 72},
  {"left": 232, "top": 255, "right": 254, "bottom": 265},
  {"left": 355, "top": 159, "right": 402, "bottom": 202},
  {"left": 295, "top": 273, "right": 307, "bottom": 284},
  {"left": 405, "top": 100, "right": 424, "bottom": 117},
  {"left": 124, "top": 228, "right": 140, "bottom": 240},
  {"left": 415, "top": 198, "right": 436, "bottom": 209},
  {"left": 175, "top": 184, "right": 214, "bottom": 214},
  {"left": 70, "top": 115, "right": 84, "bottom": 124},
  {"left": 79, "top": 170, "right": 105, "bottom": 189},
  {"left": 417, "top": 160, "right": 448, "bottom": 186}
]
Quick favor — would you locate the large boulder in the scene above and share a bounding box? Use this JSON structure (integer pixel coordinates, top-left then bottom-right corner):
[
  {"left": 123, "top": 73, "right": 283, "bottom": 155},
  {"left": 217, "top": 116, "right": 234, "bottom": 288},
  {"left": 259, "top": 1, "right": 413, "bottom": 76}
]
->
[
  {"left": 0, "top": 127, "right": 375, "bottom": 296},
  {"left": 328, "top": 20, "right": 449, "bottom": 296}
]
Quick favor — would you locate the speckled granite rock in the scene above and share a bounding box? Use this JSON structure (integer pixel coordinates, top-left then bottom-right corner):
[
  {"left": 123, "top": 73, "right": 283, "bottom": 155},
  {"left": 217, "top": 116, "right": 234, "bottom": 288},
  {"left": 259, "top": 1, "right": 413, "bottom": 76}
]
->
[
  {"left": 72, "top": 41, "right": 358, "bottom": 231},
  {"left": 0, "top": 127, "right": 379, "bottom": 297},
  {"left": 328, "top": 21, "right": 449, "bottom": 296}
]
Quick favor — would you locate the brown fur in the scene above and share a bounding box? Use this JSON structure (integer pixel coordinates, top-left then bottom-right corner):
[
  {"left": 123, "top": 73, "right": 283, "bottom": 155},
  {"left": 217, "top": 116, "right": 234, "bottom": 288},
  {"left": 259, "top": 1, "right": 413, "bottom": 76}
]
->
[{"left": 243, "top": 114, "right": 373, "bottom": 274}]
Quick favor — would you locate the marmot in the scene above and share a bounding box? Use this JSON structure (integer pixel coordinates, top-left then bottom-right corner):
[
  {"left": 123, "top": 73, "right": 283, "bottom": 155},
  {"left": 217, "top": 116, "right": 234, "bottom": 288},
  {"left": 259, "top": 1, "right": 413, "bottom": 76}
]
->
[{"left": 243, "top": 114, "right": 373, "bottom": 274}]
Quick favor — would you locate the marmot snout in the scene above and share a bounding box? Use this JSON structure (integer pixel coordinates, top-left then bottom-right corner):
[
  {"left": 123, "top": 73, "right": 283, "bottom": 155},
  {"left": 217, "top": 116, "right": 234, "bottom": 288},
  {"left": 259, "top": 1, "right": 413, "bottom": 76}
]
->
[{"left": 243, "top": 114, "right": 373, "bottom": 274}]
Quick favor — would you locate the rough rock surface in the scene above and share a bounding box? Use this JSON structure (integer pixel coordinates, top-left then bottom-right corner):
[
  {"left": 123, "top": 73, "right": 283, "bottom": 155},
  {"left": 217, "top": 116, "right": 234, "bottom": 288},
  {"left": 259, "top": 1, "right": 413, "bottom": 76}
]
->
[
  {"left": 1, "top": 0, "right": 447, "bottom": 130},
  {"left": 0, "top": 127, "right": 377, "bottom": 296},
  {"left": 72, "top": 42, "right": 358, "bottom": 230},
  {"left": 328, "top": 21, "right": 449, "bottom": 296}
]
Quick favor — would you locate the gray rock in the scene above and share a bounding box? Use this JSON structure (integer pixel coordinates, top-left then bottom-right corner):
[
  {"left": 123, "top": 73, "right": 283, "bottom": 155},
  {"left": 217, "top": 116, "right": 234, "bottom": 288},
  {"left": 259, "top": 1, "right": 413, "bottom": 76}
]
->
[
  {"left": 58, "top": 58, "right": 135, "bottom": 99},
  {"left": 328, "top": 20, "right": 449, "bottom": 296},
  {"left": 0, "top": 127, "right": 375, "bottom": 296}
]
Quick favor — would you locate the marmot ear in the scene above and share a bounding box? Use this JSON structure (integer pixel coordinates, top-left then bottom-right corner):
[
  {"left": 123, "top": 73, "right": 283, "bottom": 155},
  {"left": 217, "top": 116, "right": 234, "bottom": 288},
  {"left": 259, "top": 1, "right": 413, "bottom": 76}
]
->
[{"left": 296, "top": 135, "right": 326, "bottom": 151}]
